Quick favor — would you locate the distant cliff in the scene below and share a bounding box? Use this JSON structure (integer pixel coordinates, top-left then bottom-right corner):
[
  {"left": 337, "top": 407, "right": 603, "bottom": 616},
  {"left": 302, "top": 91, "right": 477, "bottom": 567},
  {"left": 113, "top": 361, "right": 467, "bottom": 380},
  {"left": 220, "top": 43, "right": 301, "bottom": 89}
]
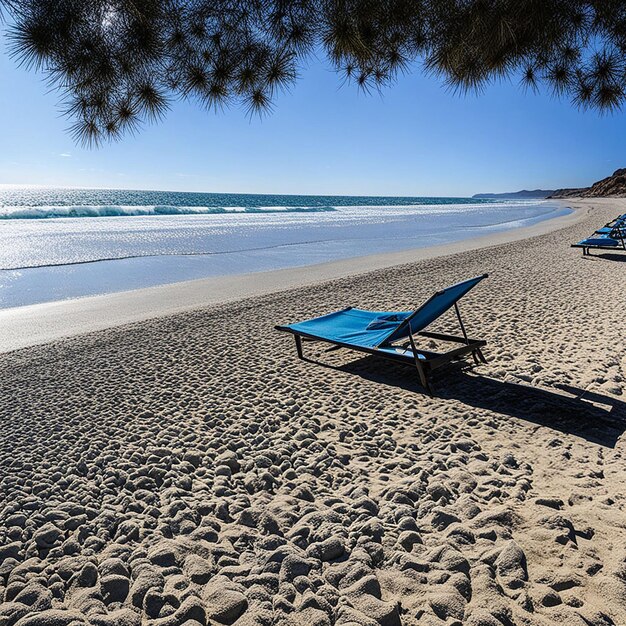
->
[
  {"left": 549, "top": 169, "right": 626, "bottom": 198},
  {"left": 473, "top": 189, "right": 555, "bottom": 199}
]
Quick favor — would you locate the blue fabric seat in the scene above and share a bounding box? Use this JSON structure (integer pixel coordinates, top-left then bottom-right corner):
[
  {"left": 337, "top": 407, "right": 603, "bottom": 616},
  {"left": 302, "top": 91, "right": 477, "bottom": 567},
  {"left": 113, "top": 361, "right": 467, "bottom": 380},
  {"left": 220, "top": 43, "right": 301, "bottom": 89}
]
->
[
  {"left": 577, "top": 234, "right": 620, "bottom": 247},
  {"left": 285, "top": 308, "right": 411, "bottom": 349},
  {"left": 276, "top": 275, "right": 489, "bottom": 393}
]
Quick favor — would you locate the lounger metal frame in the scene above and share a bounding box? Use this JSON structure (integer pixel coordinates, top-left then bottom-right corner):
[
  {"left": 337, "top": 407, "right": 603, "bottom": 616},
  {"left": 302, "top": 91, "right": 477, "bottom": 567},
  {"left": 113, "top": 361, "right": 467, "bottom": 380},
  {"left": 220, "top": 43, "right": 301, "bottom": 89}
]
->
[{"left": 276, "top": 297, "right": 487, "bottom": 395}]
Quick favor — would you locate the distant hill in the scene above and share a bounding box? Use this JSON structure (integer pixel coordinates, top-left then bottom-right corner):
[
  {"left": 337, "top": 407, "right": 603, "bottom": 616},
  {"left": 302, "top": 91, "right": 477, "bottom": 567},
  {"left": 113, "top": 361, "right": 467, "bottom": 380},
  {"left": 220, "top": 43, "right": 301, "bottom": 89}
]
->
[
  {"left": 472, "top": 189, "right": 555, "bottom": 199},
  {"left": 549, "top": 168, "right": 626, "bottom": 198},
  {"left": 546, "top": 188, "right": 587, "bottom": 198}
]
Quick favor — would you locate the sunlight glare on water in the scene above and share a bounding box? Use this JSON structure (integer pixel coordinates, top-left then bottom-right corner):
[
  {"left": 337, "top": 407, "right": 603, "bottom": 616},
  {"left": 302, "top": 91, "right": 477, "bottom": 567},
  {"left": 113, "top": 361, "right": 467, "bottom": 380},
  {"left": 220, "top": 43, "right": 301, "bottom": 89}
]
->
[{"left": 0, "top": 187, "right": 570, "bottom": 308}]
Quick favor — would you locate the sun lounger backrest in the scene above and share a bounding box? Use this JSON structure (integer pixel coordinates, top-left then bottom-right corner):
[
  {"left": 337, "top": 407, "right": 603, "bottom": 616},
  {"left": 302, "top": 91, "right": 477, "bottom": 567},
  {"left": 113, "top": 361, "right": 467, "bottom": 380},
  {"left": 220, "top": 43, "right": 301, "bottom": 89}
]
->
[{"left": 381, "top": 274, "right": 487, "bottom": 346}]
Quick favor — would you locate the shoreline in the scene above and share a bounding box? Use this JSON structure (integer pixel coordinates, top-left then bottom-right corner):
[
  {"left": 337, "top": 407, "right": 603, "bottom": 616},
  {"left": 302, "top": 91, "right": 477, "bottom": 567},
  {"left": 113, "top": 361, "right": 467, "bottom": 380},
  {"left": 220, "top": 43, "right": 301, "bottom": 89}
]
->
[{"left": 0, "top": 200, "right": 586, "bottom": 353}]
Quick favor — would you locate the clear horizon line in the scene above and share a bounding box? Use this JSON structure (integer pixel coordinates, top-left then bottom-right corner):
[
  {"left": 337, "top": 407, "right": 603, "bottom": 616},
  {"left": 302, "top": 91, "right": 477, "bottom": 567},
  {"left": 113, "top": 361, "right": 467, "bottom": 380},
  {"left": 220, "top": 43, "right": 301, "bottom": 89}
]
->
[{"left": 0, "top": 182, "right": 559, "bottom": 198}]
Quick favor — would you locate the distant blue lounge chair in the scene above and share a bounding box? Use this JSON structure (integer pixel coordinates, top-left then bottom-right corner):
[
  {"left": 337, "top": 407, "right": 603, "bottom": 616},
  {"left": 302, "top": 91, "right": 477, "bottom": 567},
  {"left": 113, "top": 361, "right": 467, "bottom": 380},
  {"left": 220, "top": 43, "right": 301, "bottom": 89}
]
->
[
  {"left": 573, "top": 216, "right": 626, "bottom": 255},
  {"left": 594, "top": 214, "right": 626, "bottom": 235},
  {"left": 275, "top": 275, "right": 488, "bottom": 393}
]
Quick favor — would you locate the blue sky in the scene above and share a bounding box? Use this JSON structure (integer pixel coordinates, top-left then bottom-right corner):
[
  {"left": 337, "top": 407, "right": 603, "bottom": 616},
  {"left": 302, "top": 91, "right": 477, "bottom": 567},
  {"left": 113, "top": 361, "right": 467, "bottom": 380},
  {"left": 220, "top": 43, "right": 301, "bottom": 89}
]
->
[{"left": 0, "top": 45, "right": 623, "bottom": 196}]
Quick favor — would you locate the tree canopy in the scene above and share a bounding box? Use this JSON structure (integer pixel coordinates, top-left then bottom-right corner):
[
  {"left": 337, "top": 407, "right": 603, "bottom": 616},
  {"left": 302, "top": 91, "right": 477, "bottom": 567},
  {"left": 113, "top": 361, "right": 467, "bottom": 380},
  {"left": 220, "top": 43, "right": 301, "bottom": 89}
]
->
[{"left": 3, "top": 1, "right": 626, "bottom": 144}]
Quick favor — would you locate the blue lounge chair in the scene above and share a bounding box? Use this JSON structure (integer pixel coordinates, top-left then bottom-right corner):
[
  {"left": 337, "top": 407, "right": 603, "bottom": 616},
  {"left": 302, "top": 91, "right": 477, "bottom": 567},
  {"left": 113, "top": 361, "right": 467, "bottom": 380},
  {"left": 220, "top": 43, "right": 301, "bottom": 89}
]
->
[
  {"left": 572, "top": 212, "right": 626, "bottom": 255},
  {"left": 276, "top": 275, "right": 488, "bottom": 393},
  {"left": 573, "top": 227, "right": 626, "bottom": 255},
  {"left": 594, "top": 214, "right": 626, "bottom": 235}
]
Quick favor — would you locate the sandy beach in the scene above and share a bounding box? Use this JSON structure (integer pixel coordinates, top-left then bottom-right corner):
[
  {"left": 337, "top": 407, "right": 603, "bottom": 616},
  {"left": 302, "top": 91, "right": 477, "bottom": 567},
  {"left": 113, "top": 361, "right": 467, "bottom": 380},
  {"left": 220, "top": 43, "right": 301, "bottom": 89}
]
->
[{"left": 1, "top": 198, "right": 626, "bottom": 626}]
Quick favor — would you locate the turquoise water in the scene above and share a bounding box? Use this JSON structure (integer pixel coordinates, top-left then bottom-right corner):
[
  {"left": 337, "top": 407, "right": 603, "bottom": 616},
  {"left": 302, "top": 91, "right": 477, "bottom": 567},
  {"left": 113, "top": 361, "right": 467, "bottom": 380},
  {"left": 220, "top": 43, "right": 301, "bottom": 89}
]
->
[
  {"left": 0, "top": 187, "right": 570, "bottom": 308},
  {"left": 0, "top": 187, "right": 500, "bottom": 219}
]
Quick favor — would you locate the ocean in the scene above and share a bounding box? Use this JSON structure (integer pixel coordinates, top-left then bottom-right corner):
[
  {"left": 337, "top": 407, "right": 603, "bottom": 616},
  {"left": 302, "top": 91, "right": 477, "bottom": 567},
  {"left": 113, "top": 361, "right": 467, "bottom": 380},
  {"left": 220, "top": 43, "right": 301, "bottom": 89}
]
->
[{"left": 0, "top": 187, "right": 570, "bottom": 309}]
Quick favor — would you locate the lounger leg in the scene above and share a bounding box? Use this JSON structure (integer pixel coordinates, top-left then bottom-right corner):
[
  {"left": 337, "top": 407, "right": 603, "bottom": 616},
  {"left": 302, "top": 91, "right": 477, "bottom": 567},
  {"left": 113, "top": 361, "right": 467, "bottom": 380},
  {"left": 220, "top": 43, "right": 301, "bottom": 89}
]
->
[
  {"left": 415, "top": 362, "right": 427, "bottom": 388},
  {"left": 454, "top": 303, "right": 470, "bottom": 345},
  {"left": 477, "top": 348, "right": 488, "bottom": 364},
  {"left": 406, "top": 325, "right": 433, "bottom": 394},
  {"left": 422, "top": 371, "right": 434, "bottom": 396},
  {"left": 414, "top": 361, "right": 433, "bottom": 395},
  {"left": 294, "top": 335, "right": 303, "bottom": 359}
]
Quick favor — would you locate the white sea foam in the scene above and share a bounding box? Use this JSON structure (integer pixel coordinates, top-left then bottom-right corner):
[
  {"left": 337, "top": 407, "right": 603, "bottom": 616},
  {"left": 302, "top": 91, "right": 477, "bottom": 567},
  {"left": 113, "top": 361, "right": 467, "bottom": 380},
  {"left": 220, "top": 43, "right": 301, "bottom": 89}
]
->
[
  {"left": 0, "top": 200, "right": 546, "bottom": 220},
  {"left": 0, "top": 204, "right": 340, "bottom": 219}
]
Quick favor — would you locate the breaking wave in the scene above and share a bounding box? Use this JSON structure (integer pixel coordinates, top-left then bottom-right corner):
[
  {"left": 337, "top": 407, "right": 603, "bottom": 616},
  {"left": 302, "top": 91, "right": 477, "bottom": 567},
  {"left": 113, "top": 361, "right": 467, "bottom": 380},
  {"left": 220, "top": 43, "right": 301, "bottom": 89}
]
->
[{"left": 0, "top": 205, "right": 338, "bottom": 220}]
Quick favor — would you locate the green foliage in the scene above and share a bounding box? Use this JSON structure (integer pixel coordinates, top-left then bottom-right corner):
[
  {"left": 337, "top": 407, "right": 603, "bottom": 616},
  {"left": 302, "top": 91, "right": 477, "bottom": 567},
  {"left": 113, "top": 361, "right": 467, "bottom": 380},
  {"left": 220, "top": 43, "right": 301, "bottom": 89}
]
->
[{"left": 3, "top": 1, "right": 626, "bottom": 144}]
